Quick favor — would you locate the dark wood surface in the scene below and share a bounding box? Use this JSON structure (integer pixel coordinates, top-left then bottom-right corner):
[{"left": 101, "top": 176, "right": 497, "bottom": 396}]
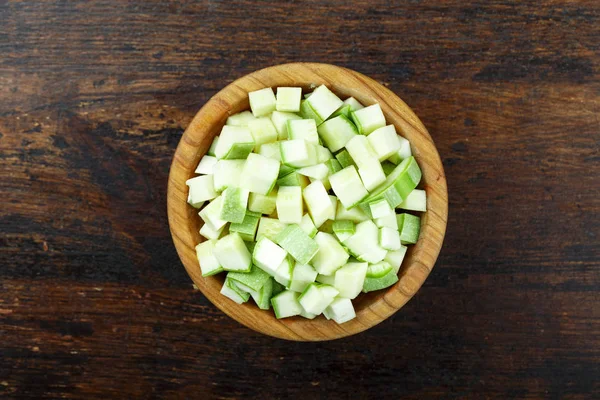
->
[{"left": 1, "top": 1, "right": 598, "bottom": 398}]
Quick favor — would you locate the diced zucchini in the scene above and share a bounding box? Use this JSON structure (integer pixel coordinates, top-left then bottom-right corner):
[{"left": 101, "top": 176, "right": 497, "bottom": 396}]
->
[
  {"left": 289, "top": 263, "right": 318, "bottom": 293},
  {"left": 208, "top": 136, "right": 219, "bottom": 157},
  {"left": 270, "top": 111, "right": 302, "bottom": 140},
  {"left": 344, "top": 220, "right": 387, "bottom": 263},
  {"left": 276, "top": 171, "right": 310, "bottom": 188},
  {"left": 199, "top": 221, "right": 225, "bottom": 240},
  {"left": 379, "top": 226, "right": 401, "bottom": 250},
  {"left": 397, "top": 213, "right": 421, "bottom": 244},
  {"left": 358, "top": 159, "right": 386, "bottom": 192},
  {"left": 199, "top": 196, "right": 227, "bottom": 231},
  {"left": 252, "top": 277, "right": 274, "bottom": 310},
  {"left": 303, "top": 180, "right": 335, "bottom": 228},
  {"left": 258, "top": 142, "right": 282, "bottom": 161},
  {"left": 299, "top": 213, "right": 317, "bottom": 238},
  {"left": 343, "top": 97, "right": 364, "bottom": 111},
  {"left": 287, "top": 119, "right": 319, "bottom": 145},
  {"left": 247, "top": 117, "right": 278, "bottom": 147},
  {"left": 335, "top": 198, "right": 370, "bottom": 223},
  {"left": 333, "top": 219, "right": 355, "bottom": 236},
  {"left": 335, "top": 149, "right": 356, "bottom": 169},
  {"left": 221, "top": 277, "right": 250, "bottom": 304},
  {"left": 367, "top": 125, "right": 401, "bottom": 161},
  {"left": 374, "top": 213, "right": 398, "bottom": 230},
  {"left": 229, "top": 212, "right": 260, "bottom": 242},
  {"left": 297, "top": 163, "right": 329, "bottom": 181},
  {"left": 276, "top": 87, "right": 302, "bottom": 112},
  {"left": 324, "top": 297, "right": 356, "bottom": 323},
  {"left": 329, "top": 166, "right": 369, "bottom": 209},
  {"left": 214, "top": 126, "right": 255, "bottom": 159},
  {"left": 359, "top": 156, "right": 422, "bottom": 209},
  {"left": 228, "top": 265, "right": 271, "bottom": 292},
  {"left": 398, "top": 189, "right": 427, "bottom": 212},
  {"left": 256, "top": 217, "right": 288, "bottom": 241},
  {"left": 317, "top": 115, "right": 358, "bottom": 152},
  {"left": 280, "top": 139, "right": 318, "bottom": 168},
  {"left": 276, "top": 186, "right": 303, "bottom": 224},
  {"left": 363, "top": 262, "right": 398, "bottom": 293},
  {"left": 274, "top": 256, "right": 293, "bottom": 287},
  {"left": 219, "top": 187, "right": 249, "bottom": 223},
  {"left": 186, "top": 175, "right": 217, "bottom": 206},
  {"left": 226, "top": 110, "right": 257, "bottom": 127},
  {"left": 248, "top": 188, "right": 277, "bottom": 215},
  {"left": 350, "top": 103, "right": 386, "bottom": 135},
  {"left": 195, "top": 155, "right": 218, "bottom": 175},
  {"left": 240, "top": 153, "right": 280, "bottom": 195},
  {"left": 275, "top": 224, "right": 319, "bottom": 265},
  {"left": 315, "top": 145, "right": 333, "bottom": 163},
  {"left": 187, "top": 195, "right": 204, "bottom": 210},
  {"left": 316, "top": 273, "right": 336, "bottom": 285},
  {"left": 311, "top": 232, "right": 350, "bottom": 275},
  {"left": 212, "top": 159, "right": 245, "bottom": 192},
  {"left": 334, "top": 262, "right": 368, "bottom": 299},
  {"left": 271, "top": 290, "right": 303, "bottom": 319},
  {"left": 252, "top": 236, "right": 288, "bottom": 276},
  {"left": 305, "top": 85, "right": 344, "bottom": 121},
  {"left": 345, "top": 135, "right": 378, "bottom": 169},
  {"left": 298, "top": 283, "right": 339, "bottom": 315},
  {"left": 369, "top": 199, "right": 393, "bottom": 219},
  {"left": 213, "top": 233, "right": 252, "bottom": 272},
  {"left": 388, "top": 135, "right": 412, "bottom": 164},
  {"left": 325, "top": 159, "right": 342, "bottom": 175},
  {"left": 249, "top": 87, "right": 277, "bottom": 117},
  {"left": 299, "top": 99, "right": 324, "bottom": 125},
  {"left": 330, "top": 104, "right": 352, "bottom": 119},
  {"left": 278, "top": 164, "right": 295, "bottom": 178},
  {"left": 195, "top": 240, "right": 224, "bottom": 276},
  {"left": 385, "top": 246, "right": 407, "bottom": 274}
]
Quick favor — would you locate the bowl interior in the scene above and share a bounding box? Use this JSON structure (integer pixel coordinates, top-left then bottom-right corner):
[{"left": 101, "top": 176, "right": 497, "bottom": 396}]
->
[{"left": 167, "top": 63, "right": 448, "bottom": 341}]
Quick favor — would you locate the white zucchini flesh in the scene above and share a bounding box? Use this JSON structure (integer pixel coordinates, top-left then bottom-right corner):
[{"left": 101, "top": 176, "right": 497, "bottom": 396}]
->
[
  {"left": 240, "top": 153, "right": 280, "bottom": 195},
  {"left": 249, "top": 87, "right": 277, "bottom": 117},
  {"left": 276, "top": 186, "right": 303, "bottom": 224},
  {"left": 276, "top": 87, "right": 302, "bottom": 112},
  {"left": 397, "top": 189, "right": 427, "bottom": 212},
  {"left": 195, "top": 240, "right": 223, "bottom": 276},
  {"left": 194, "top": 155, "right": 218, "bottom": 175},
  {"left": 324, "top": 297, "right": 356, "bottom": 323},
  {"left": 328, "top": 166, "right": 369, "bottom": 209},
  {"left": 213, "top": 233, "right": 252, "bottom": 272},
  {"left": 334, "top": 262, "right": 368, "bottom": 299},
  {"left": 303, "top": 180, "right": 335, "bottom": 228},
  {"left": 252, "top": 237, "right": 288, "bottom": 276}
]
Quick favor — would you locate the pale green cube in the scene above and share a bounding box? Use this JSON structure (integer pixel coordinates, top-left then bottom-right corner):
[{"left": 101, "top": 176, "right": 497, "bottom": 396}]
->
[
  {"left": 219, "top": 186, "right": 248, "bottom": 223},
  {"left": 240, "top": 153, "right": 280, "bottom": 195},
  {"left": 195, "top": 240, "right": 224, "bottom": 277},
  {"left": 276, "top": 87, "right": 302, "bottom": 112},
  {"left": 213, "top": 233, "right": 252, "bottom": 272},
  {"left": 249, "top": 87, "right": 276, "bottom": 117},
  {"left": 311, "top": 232, "right": 349, "bottom": 275},
  {"left": 276, "top": 186, "right": 303, "bottom": 224}
]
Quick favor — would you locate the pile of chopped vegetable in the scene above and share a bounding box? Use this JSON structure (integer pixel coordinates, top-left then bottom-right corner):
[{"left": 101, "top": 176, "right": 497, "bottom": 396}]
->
[{"left": 187, "top": 85, "right": 426, "bottom": 324}]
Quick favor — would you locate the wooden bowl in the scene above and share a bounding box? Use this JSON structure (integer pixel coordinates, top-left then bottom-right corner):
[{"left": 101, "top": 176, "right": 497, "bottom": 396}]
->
[{"left": 167, "top": 63, "right": 448, "bottom": 341}]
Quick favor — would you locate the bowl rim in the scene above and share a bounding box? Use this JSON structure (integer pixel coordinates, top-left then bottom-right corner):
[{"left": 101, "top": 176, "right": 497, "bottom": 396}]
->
[{"left": 167, "top": 62, "right": 448, "bottom": 341}]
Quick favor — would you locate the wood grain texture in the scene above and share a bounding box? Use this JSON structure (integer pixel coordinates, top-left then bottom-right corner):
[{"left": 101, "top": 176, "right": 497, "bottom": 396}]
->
[
  {"left": 167, "top": 63, "right": 448, "bottom": 341},
  {"left": 1, "top": 0, "right": 599, "bottom": 398}
]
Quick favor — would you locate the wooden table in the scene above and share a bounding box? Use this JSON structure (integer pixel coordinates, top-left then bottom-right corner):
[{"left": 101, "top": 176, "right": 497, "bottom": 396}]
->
[{"left": 1, "top": 1, "right": 598, "bottom": 398}]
